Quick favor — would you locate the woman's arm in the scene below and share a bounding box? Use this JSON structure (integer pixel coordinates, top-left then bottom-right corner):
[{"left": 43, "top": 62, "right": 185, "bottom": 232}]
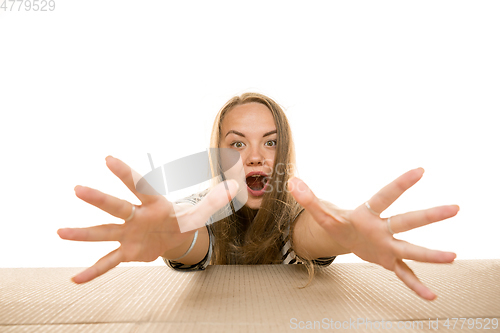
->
[
  {"left": 161, "top": 225, "right": 210, "bottom": 265},
  {"left": 292, "top": 201, "right": 351, "bottom": 260},
  {"left": 288, "top": 168, "right": 459, "bottom": 300}
]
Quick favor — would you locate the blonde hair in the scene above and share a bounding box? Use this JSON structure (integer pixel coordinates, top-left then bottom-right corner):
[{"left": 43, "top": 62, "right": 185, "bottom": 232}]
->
[{"left": 208, "top": 92, "right": 316, "bottom": 285}]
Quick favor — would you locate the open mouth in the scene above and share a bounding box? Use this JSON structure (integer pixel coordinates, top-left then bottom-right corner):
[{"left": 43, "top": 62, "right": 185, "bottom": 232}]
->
[
  {"left": 245, "top": 174, "right": 269, "bottom": 192},
  {"left": 245, "top": 171, "right": 271, "bottom": 197}
]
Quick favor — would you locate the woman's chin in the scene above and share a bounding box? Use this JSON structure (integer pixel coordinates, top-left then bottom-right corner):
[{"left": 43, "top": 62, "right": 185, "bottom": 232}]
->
[{"left": 244, "top": 197, "right": 262, "bottom": 210}]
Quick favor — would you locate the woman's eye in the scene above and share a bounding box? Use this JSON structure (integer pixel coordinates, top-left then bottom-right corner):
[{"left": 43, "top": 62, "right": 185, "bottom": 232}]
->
[
  {"left": 265, "top": 140, "right": 277, "bottom": 147},
  {"left": 231, "top": 141, "right": 245, "bottom": 148}
]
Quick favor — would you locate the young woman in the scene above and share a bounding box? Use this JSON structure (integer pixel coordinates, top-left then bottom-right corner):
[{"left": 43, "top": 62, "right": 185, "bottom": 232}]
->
[{"left": 58, "top": 93, "right": 460, "bottom": 301}]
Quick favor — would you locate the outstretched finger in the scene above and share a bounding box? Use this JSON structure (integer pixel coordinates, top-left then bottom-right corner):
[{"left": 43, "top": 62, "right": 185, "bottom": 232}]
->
[
  {"left": 390, "top": 205, "right": 460, "bottom": 233},
  {"left": 58, "top": 224, "right": 123, "bottom": 242},
  {"left": 72, "top": 248, "right": 123, "bottom": 284},
  {"left": 393, "top": 240, "right": 456, "bottom": 263},
  {"left": 394, "top": 259, "right": 436, "bottom": 300},
  {"left": 287, "top": 177, "right": 344, "bottom": 229},
  {"left": 105, "top": 156, "right": 159, "bottom": 205},
  {"left": 74, "top": 185, "right": 136, "bottom": 221},
  {"left": 174, "top": 179, "right": 240, "bottom": 233},
  {"left": 365, "top": 168, "right": 424, "bottom": 216}
]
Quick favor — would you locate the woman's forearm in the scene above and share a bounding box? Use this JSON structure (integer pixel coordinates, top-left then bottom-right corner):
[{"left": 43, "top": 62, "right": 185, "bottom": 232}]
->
[
  {"left": 292, "top": 201, "right": 351, "bottom": 260},
  {"left": 161, "top": 225, "right": 210, "bottom": 265}
]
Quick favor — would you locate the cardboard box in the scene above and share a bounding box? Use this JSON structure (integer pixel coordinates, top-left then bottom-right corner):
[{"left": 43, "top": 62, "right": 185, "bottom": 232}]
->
[{"left": 1, "top": 259, "right": 499, "bottom": 332}]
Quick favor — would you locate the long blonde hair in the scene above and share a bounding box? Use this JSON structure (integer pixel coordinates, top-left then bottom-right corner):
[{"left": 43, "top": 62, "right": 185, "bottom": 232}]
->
[{"left": 208, "top": 92, "right": 316, "bottom": 283}]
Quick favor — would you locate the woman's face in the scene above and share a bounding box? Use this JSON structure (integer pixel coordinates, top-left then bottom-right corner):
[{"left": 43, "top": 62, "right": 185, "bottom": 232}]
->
[{"left": 220, "top": 102, "right": 277, "bottom": 210}]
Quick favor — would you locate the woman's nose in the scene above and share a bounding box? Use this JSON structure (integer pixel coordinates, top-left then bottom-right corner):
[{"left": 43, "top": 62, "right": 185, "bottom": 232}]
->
[{"left": 246, "top": 148, "right": 264, "bottom": 166}]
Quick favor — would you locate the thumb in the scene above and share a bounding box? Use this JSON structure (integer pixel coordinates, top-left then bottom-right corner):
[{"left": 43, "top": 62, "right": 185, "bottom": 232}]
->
[
  {"left": 288, "top": 177, "right": 339, "bottom": 229},
  {"left": 175, "top": 180, "right": 240, "bottom": 233},
  {"left": 287, "top": 176, "right": 314, "bottom": 205}
]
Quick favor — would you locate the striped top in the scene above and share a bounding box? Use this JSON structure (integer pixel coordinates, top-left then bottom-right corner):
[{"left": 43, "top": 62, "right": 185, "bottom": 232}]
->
[{"left": 164, "top": 189, "right": 336, "bottom": 271}]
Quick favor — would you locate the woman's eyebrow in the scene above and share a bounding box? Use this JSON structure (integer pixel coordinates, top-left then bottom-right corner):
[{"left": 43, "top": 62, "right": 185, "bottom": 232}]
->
[
  {"left": 225, "top": 129, "right": 277, "bottom": 138},
  {"left": 225, "top": 130, "right": 245, "bottom": 138},
  {"left": 263, "top": 130, "right": 277, "bottom": 137}
]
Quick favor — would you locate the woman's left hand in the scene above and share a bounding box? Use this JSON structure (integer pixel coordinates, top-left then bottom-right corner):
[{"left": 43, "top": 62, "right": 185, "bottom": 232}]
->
[{"left": 288, "top": 168, "right": 459, "bottom": 301}]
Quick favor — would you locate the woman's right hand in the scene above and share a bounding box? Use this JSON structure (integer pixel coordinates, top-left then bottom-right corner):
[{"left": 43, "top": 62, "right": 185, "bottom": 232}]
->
[{"left": 58, "top": 156, "right": 238, "bottom": 284}]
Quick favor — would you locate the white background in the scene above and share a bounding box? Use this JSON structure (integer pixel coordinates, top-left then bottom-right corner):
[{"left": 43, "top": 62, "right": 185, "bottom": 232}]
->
[{"left": 1, "top": 1, "right": 498, "bottom": 269}]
